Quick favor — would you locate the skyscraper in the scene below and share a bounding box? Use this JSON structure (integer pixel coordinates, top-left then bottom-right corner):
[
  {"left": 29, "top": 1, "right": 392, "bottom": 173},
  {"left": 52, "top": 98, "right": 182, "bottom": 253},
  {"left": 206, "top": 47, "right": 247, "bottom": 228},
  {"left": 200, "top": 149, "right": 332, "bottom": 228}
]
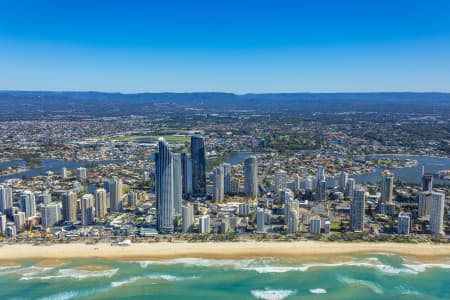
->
[
  {"left": 191, "top": 133, "right": 206, "bottom": 197},
  {"left": 109, "top": 177, "right": 123, "bottom": 213},
  {"left": 287, "top": 210, "right": 299, "bottom": 233},
  {"left": 274, "top": 169, "right": 287, "bottom": 193},
  {"left": 339, "top": 171, "right": 348, "bottom": 192},
  {"left": 172, "top": 153, "right": 183, "bottom": 215},
  {"left": 345, "top": 178, "right": 355, "bottom": 198},
  {"left": 213, "top": 165, "right": 224, "bottom": 202},
  {"left": 81, "top": 194, "right": 95, "bottom": 226},
  {"left": 77, "top": 167, "right": 87, "bottom": 182},
  {"left": 62, "top": 190, "right": 77, "bottom": 222},
  {"left": 417, "top": 191, "right": 431, "bottom": 218},
  {"left": 351, "top": 186, "right": 365, "bottom": 232},
  {"left": 422, "top": 173, "right": 433, "bottom": 192},
  {"left": 181, "top": 152, "right": 193, "bottom": 196},
  {"left": 381, "top": 170, "right": 394, "bottom": 204},
  {"left": 20, "top": 190, "right": 36, "bottom": 218},
  {"left": 95, "top": 188, "right": 107, "bottom": 218},
  {"left": 199, "top": 215, "right": 210, "bottom": 234},
  {"left": 222, "top": 163, "right": 232, "bottom": 195},
  {"left": 430, "top": 192, "right": 445, "bottom": 235},
  {"left": 182, "top": 204, "right": 194, "bottom": 233},
  {"left": 244, "top": 155, "right": 258, "bottom": 199},
  {"left": 155, "top": 138, "right": 174, "bottom": 234},
  {"left": 256, "top": 208, "right": 265, "bottom": 233},
  {"left": 397, "top": 212, "right": 411, "bottom": 234},
  {"left": 0, "top": 185, "right": 13, "bottom": 214},
  {"left": 41, "top": 202, "right": 61, "bottom": 227},
  {"left": 316, "top": 166, "right": 326, "bottom": 201}
]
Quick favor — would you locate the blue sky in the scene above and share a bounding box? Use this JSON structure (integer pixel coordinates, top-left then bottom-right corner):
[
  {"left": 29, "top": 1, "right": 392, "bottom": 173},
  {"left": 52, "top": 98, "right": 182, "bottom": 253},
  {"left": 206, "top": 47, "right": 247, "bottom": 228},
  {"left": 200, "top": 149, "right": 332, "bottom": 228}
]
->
[{"left": 1, "top": 0, "right": 450, "bottom": 93}]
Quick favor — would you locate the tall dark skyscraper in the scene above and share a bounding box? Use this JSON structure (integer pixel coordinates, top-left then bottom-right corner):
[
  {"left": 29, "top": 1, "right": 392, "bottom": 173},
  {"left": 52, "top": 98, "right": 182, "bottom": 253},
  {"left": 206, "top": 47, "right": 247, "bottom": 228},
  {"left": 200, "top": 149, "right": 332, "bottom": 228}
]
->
[
  {"left": 422, "top": 173, "right": 433, "bottom": 192},
  {"left": 191, "top": 133, "right": 206, "bottom": 197},
  {"left": 155, "top": 138, "right": 174, "bottom": 233}
]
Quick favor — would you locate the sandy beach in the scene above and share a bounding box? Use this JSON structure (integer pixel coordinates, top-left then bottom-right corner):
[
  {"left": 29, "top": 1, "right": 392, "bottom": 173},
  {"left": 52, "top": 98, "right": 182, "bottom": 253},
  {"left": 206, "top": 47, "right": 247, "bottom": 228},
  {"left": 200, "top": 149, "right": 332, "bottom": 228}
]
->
[{"left": 0, "top": 241, "right": 449, "bottom": 262}]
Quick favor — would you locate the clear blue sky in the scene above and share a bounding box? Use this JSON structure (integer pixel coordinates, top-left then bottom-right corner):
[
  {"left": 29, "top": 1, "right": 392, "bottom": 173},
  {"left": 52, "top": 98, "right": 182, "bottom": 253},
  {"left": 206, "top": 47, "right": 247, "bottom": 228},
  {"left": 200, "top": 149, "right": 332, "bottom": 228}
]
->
[{"left": 1, "top": 0, "right": 450, "bottom": 93}]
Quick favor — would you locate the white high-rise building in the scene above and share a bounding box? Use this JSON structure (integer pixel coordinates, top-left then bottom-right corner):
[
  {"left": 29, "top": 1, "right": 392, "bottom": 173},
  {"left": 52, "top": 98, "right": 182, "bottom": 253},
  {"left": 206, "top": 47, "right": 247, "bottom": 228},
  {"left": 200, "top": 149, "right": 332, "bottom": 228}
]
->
[
  {"left": 38, "top": 191, "right": 52, "bottom": 204},
  {"left": 62, "top": 190, "right": 77, "bottom": 222},
  {"left": 0, "top": 213, "right": 6, "bottom": 234},
  {"left": 339, "top": 171, "right": 348, "bottom": 192},
  {"left": 199, "top": 215, "right": 210, "bottom": 234},
  {"left": 41, "top": 202, "right": 61, "bottom": 227},
  {"left": 430, "top": 192, "right": 445, "bottom": 235},
  {"left": 173, "top": 153, "right": 183, "bottom": 215},
  {"left": 0, "top": 185, "right": 13, "bottom": 214},
  {"left": 417, "top": 192, "right": 431, "bottom": 218},
  {"left": 81, "top": 194, "right": 95, "bottom": 226},
  {"left": 95, "top": 188, "right": 107, "bottom": 218},
  {"left": 292, "top": 174, "right": 301, "bottom": 192},
  {"left": 108, "top": 177, "right": 123, "bottom": 213},
  {"left": 397, "top": 212, "right": 411, "bottom": 234},
  {"left": 20, "top": 190, "right": 36, "bottom": 218},
  {"left": 13, "top": 211, "right": 26, "bottom": 232},
  {"left": 287, "top": 210, "right": 299, "bottom": 233},
  {"left": 345, "top": 178, "right": 356, "bottom": 198},
  {"left": 274, "top": 169, "right": 287, "bottom": 193},
  {"left": 310, "top": 218, "right": 321, "bottom": 234},
  {"left": 256, "top": 208, "right": 265, "bottom": 233},
  {"left": 222, "top": 163, "right": 232, "bottom": 195},
  {"left": 351, "top": 186, "right": 366, "bottom": 232},
  {"left": 182, "top": 204, "right": 194, "bottom": 233},
  {"left": 77, "top": 167, "right": 87, "bottom": 182},
  {"left": 155, "top": 138, "right": 174, "bottom": 234},
  {"left": 213, "top": 165, "right": 224, "bottom": 202},
  {"left": 61, "top": 167, "right": 68, "bottom": 179},
  {"left": 381, "top": 170, "right": 394, "bottom": 204},
  {"left": 244, "top": 156, "right": 258, "bottom": 199}
]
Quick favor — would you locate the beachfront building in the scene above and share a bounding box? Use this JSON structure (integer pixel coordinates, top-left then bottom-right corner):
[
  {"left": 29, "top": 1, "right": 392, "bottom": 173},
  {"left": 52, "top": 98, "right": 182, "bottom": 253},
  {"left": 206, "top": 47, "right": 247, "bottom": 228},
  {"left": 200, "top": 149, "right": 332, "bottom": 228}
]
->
[
  {"left": 199, "top": 215, "right": 210, "bottom": 234},
  {"left": 108, "top": 177, "right": 123, "bottom": 213},
  {"left": 350, "top": 186, "right": 366, "bottom": 232},
  {"left": 19, "top": 190, "right": 36, "bottom": 218},
  {"left": 41, "top": 202, "right": 61, "bottom": 227},
  {"left": 13, "top": 212, "right": 26, "bottom": 232},
  {"left": 62, "top": 190, "right": 77, "bottom": 222},
  {"left": 397, "top": 212, "right": 411, "bottom": 234},
  {"left": 95, "top": 188, "right": 108, "bottom": 218},
  {"left": 417, "top": 192, "right": 431, "bottom": 218},
  {"left": 181, "top": 153, "right": 193, "bottom": 197},
  {"left": 191, "top": 133, "right": 206, "bottom": 197},
  {"left": 156, "top": 138, "right": 175, "bottom": 234},
  {"left": 287, "top": 210, "right": 299, "bottom": 233},
  {"left": 173, "top": 153, "right": 183, "bottom": 215},
  {"left": 244, "top": 155, "right": 258, "bottom": 200},
  {"left": 81, "top": 194, "right": 95, "bottom": 226},
  {"left": 222, "top": 163, "right": 232, "bottom": 195},
  {"left": 310, "top": 218, "right": 321, "bottom": 234},
  {"left": 182, "top": 204, "right": 194, "bottom": 233},
  {"left": 0, "top": 185, "right": 13, "bottom": 214},
  {"left": 213, "top": 165, "right": 224, "bottom": 202},
  {"left": 256, "top": 208, "right": 265, "bottom": 233},
  {"left": 430, "top": 192, "right": 445, "bottom": 235}
]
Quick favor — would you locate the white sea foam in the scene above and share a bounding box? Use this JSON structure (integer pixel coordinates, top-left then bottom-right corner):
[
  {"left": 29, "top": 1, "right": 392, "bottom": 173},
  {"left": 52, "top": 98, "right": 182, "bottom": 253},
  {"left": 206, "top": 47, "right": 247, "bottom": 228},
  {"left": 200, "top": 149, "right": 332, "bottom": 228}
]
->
[
  {"left": 37, "top": 291, "right": 78, "bottom": 300},
  {"left": 338, "top": 276, "right": 383, "bottom": 294},
  {"left": 395, "top": 285, "right": 421, "bottom": 295},
  {"left": 111, "top": 276, "right": 142, "bottom": 287},
  {"left": 136, "top": 257, "right": 450, "bottom": 276},
  {"left": 21, "top": 268, "right": 119, "bottom": 281},
  {"left": 251, "top": 289, "right": 296, "bottom": 300},
  {"left": 309, "top": 288, "right": 327, "bottom": 294},
  {"left": 111, "top": 274, "right": 199, "bottom": 287}
]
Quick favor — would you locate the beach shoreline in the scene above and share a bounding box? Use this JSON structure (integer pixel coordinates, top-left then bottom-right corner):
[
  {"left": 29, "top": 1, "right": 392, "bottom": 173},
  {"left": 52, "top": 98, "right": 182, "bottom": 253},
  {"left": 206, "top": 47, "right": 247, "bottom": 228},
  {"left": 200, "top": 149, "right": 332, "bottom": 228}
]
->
[{"left": 1, "top": 241, "right": 449, "bottom": 263}]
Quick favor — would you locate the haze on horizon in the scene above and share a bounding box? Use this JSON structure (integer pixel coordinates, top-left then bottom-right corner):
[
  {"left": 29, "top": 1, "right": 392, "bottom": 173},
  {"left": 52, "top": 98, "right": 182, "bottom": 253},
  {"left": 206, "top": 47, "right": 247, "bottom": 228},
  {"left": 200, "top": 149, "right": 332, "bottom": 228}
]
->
[{"left": 1, "top": 0, "right": 450, "bottom": 93}]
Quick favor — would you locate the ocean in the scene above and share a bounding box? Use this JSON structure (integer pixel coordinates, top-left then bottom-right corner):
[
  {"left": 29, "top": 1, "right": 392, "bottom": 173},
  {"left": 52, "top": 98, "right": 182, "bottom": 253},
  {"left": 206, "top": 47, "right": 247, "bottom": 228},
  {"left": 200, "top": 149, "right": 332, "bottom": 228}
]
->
[{"left": 1, "top": 254, "right": 449, "bottom": 299}]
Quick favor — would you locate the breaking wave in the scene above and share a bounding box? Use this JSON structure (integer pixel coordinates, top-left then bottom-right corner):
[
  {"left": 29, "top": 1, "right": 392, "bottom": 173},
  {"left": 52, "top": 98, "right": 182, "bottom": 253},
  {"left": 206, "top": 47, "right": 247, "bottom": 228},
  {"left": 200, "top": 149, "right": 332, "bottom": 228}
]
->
[{"left": 251, "top": 289, "right": 296, "bottom": 300}]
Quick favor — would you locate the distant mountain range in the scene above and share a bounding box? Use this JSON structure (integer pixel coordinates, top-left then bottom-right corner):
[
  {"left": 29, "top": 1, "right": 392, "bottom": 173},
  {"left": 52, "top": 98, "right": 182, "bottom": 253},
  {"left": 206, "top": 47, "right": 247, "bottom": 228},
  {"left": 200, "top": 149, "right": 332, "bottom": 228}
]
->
[{"left": 0, "top": 91, "right": 449, "bottom": 120}]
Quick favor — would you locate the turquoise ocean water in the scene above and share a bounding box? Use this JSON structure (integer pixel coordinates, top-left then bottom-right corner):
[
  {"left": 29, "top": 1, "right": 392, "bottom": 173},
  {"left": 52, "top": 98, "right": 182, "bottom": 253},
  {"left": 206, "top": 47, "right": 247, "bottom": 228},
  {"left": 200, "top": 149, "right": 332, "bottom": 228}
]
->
[{"left": 0, "top": 254, "right": 449, "bottom": 299}]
